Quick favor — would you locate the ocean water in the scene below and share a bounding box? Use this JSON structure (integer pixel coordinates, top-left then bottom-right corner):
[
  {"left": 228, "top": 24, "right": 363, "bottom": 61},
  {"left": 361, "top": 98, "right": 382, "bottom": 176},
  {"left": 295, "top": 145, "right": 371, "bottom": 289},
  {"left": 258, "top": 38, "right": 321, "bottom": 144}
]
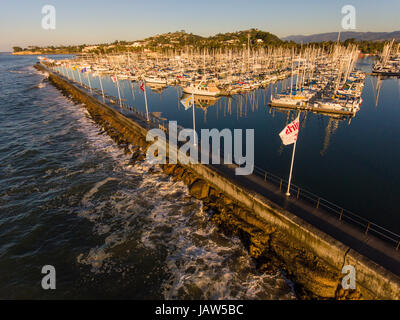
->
[{"left": 0, "top": 53, "right": 296, "bottom": 299}]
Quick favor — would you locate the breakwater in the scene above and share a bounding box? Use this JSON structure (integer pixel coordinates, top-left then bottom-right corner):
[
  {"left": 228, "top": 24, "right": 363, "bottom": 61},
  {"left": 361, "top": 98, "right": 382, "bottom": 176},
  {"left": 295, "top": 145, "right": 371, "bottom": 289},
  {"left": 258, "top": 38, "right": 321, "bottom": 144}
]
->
[{"left": 35, "top": 62, "right": 400, "bottom": 299}]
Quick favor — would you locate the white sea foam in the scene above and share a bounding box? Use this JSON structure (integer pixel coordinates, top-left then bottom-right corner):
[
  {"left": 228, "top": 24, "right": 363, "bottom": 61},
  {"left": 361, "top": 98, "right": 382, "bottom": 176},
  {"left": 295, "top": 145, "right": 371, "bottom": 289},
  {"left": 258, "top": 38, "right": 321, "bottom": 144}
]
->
[
  {"left": 77, "top": 248, "right": 112, "bottom": 273},
  {"left": 81, "top": 177, "right": 117, "bottom": 205},
  {"left": 37, "top": 82, "right": 46, "bottom": 89},
  {"left": 62, "top": 93, "right": 296, "bottom": 299}
]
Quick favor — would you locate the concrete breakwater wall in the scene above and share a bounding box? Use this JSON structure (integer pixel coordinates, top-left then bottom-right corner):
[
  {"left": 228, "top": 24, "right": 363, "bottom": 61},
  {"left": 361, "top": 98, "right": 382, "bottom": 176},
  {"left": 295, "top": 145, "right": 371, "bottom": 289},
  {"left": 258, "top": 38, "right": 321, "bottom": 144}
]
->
[{"left": 35, "top": 63, "right": 400, "bottom": 299}]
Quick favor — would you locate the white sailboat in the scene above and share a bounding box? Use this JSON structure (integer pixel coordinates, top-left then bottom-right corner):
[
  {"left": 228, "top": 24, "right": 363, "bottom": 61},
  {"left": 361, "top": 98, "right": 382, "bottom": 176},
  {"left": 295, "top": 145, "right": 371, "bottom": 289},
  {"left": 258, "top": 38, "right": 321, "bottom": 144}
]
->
[
  {"left": 182, "top": 82, "right": 221, "bottom": 96},
  {"left": 144, "top": 76, "right": 167, "bottom": 84}
]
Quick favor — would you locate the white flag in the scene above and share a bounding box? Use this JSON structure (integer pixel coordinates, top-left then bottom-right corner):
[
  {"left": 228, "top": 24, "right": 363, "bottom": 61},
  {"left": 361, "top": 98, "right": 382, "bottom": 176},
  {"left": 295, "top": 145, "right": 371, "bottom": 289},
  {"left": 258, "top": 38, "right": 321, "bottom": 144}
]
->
[
  {"left": 180, "top": 96, "right": 194, "bottom": 110},
  {"left": 279, "top": 115, "right": 300, "bottom": 145},
  {"left": 111, "top": 75, "right": 118, "bottom": 83}
]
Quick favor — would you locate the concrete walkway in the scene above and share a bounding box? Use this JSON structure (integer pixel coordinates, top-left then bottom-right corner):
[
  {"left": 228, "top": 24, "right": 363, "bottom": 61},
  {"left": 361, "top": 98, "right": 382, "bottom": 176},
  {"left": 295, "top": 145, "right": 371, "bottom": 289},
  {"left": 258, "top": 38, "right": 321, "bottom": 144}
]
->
[
  {"left": 53, "top": 70, "right": 400, "bottom": 278},
  {"left": 211, "top": 163, "right": 400, "bottom": 277},
  {"left": 98, "top": 83, "right": 400, "bottom": 277}
]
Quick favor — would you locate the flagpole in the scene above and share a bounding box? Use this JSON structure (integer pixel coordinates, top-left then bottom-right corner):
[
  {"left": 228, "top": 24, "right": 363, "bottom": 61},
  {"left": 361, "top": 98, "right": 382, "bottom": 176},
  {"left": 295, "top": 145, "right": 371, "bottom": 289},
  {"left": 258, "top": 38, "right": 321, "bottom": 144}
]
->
[
  {"left": 286, "top": 111, "right": 300, "bottom": 196},
  {"left": 78, "top": 69, "right": 83, "bottom": 86},
  {"left": 70, "top": 68, "right": 76, "bottom": 82},
  {"left": 192, "top": 78, "right": 204, "bottom": 147},
  {"left": 192, "top": 91, "right": 196, "bottom": 146},
  {"left": 69, "top": 67, "right": 74, "bottom": 81},
  {"left": 130, "top": 80, "right": 135, "bottom": 102},
  {"left": 86, "top": 72, "right": 92, "bottom": 93},
  {"left": 98, "top": 74, "right": 105, "bottom": 102},
  {"left": 285, "top": 140, "right": 297, "bottom": 196},
  {"left": 143, "top": 81, "right": 149, "bottom": 122},
  {"left": 116, "top": 77, "right": 122, "bottom": 109}
]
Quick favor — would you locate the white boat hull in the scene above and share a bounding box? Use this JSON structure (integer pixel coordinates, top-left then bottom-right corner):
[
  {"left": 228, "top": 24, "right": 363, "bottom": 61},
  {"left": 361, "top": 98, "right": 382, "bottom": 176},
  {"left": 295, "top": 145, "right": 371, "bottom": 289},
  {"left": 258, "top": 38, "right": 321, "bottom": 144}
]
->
[{"left": 182, "top": 87, "right": 220, "bottom": 97}]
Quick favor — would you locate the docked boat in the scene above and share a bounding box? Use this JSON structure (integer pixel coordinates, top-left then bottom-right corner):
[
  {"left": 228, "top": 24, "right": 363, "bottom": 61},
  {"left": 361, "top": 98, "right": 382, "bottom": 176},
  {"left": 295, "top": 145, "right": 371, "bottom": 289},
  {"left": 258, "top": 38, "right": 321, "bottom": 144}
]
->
[
  {"left": 147, "top": 82, "right": 167, "bottom": 94},
  {"left": 314, "top": 101, "right": 350, "bottom": 112},
  {"left": 144, "top": 76, "right": 167, "bottom": 84},
  {"left": 182, "top": 82, "right": 221, "bottom": 96}
]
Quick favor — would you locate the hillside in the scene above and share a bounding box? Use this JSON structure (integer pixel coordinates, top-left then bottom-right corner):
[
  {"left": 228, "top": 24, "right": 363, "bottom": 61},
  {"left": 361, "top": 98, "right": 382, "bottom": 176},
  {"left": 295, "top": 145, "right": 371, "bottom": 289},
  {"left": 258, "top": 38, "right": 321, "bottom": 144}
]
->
[
  {"left": 12, "top": 29, "right": 284, "bottom": 54},
  {"left": 207, "top": 29, "right": 282, "bottom": 46},
  {"left": 143, "top": 30, "right": 205, "bottom": 48},
  {"left": 142, "top": 29, "right": 282, "bottom": 49}
]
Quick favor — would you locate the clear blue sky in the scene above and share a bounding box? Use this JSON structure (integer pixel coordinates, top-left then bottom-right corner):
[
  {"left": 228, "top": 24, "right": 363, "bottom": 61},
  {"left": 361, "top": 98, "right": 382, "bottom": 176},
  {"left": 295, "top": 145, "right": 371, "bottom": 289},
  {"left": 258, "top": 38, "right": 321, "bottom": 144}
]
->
[{"left": 1, "top": 0, "right": 399, "bottom": 51}]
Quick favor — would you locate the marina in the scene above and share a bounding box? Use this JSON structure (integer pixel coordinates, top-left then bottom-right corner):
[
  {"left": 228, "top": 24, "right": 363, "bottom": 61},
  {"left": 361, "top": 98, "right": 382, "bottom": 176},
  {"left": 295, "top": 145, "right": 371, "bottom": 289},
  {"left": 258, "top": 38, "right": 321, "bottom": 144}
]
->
[
  {"left": 41, "top": 53, "right": 400, "bottom": 237},
  {"left": 44, "top": 42, "right": 366, "bottom": 118},
  {"left": 373, "top": 40, "right": 400, "bottom": 77},
  {"left": 3, "top": 0, "right": 400, "bottom": 302},
  {"left": 269, "top": 45, "right": 364, "bottom": 115}
]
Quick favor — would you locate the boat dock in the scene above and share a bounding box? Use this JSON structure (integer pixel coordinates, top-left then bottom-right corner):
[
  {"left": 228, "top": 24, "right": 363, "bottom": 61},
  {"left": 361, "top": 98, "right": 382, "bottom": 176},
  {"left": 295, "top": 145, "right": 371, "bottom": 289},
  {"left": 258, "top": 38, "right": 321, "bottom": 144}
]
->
[
  {"left": 268, "top": 101, "right": 356, "bottom": 116},
  {"left": 371, "top": 71, "right": 400, "bottom": 77}
]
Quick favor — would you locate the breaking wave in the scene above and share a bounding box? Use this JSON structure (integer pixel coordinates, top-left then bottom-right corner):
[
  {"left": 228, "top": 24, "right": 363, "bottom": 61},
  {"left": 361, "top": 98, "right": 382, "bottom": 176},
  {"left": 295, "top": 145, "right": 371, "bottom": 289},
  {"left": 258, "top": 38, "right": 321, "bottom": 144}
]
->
[{"left": 73, "top": 105, "right": 296, "bottom": 300}]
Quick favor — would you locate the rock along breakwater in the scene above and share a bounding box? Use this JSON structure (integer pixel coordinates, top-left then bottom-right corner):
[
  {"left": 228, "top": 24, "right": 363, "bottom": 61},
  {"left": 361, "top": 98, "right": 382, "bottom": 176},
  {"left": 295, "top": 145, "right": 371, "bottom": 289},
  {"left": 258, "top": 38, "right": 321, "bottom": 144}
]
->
[{"left": 35, "top": 63, "right": 400, "bottom": 300}]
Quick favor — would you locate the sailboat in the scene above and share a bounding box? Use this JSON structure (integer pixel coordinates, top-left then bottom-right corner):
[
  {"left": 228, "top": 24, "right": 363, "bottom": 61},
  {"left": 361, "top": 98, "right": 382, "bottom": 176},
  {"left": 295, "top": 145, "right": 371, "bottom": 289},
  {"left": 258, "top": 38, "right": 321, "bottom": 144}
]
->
[
  {"left": 182, "top": 81, "right": 221, "bottom": 97},
  {"left": 144, "top": 75, "right": 167, "bottom": 84}
]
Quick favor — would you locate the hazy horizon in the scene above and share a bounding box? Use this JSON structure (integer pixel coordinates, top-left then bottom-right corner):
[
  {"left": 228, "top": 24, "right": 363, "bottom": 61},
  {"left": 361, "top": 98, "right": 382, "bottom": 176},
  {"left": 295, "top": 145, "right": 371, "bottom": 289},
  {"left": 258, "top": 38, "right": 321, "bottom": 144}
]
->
[{"left": 1, "top": 0, "right": 400, "bottom": 51}]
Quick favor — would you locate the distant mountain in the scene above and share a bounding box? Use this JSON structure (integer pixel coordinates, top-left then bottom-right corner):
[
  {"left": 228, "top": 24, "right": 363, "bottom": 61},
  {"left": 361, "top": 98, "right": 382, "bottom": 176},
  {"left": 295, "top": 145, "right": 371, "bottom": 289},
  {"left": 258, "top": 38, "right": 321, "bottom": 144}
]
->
[{"left": 282, "top": 31, "right": 400, "bottom": 43}]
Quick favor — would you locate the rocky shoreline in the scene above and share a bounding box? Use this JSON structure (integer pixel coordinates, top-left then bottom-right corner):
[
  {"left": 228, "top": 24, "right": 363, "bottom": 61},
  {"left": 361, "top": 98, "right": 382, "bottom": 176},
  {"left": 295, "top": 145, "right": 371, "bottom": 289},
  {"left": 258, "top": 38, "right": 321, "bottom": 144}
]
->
[{"left": 90, "top": 110, "right": 362, "bottom": 300}]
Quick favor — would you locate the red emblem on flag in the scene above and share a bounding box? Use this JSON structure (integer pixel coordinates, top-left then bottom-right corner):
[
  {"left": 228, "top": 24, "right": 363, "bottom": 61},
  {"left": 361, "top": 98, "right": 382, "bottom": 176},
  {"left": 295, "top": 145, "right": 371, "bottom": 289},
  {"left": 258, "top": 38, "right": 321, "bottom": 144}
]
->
[
  {"left": 140, "top": 82, "right": 145, "bottom": 92},
  {"left": 279, "top": 115, "right": 300, "bottom": 146}
]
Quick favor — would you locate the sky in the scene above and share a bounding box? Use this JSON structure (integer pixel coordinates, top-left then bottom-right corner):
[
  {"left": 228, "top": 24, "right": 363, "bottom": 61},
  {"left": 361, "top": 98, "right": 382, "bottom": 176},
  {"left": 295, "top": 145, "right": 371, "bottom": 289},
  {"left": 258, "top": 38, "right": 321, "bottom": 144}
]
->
[{"left": 1, "top": 0, "right": 399, "bottom": 51}]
